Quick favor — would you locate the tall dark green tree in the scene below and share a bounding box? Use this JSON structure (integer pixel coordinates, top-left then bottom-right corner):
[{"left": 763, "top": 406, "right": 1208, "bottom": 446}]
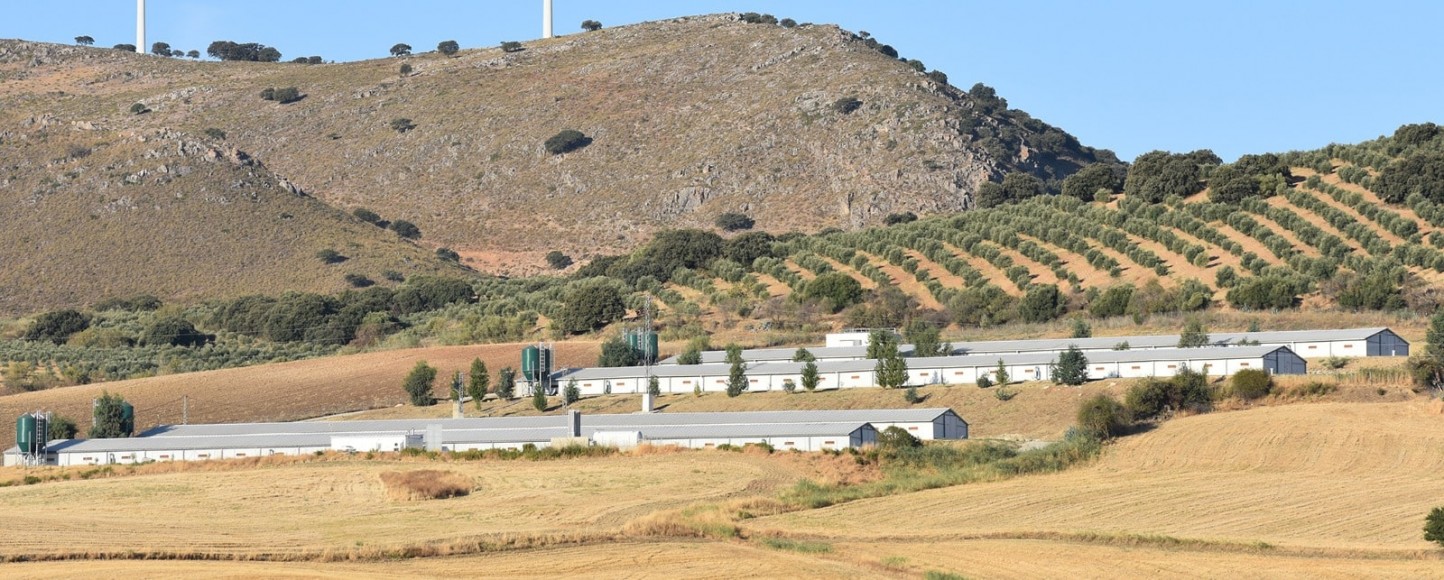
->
[
  {"left": 875, "top": 340, "right": 909, "bottom": 389},
  {"left": 437, "top": 40, "right": 460, "bottom": 55},
  {"left": 801, "top": 360, "right": 819, "bottom": 391},
  {"left": 598, "top": 336, "right": 641, "bottom": 367},
  {"left": 390, "top": 43, "right": 412, "bottom": 56},
  {"left": 531, "top": 378, "right": 548, "bottom": 411},
  {"left": 24, "top": 310, "right": 90, "bottom": 344},
  {"left": 726, "top": 356, "right": 748, "bottom": 398},
  {"left": 792, "top": 347, "right": 815, "bottom": 363},
  {"left": 1051, "top": 346, "right": 1089, "bottom": 386},
  {"left": 496, "top": 367, "right": 517, "bottom": 399},
  {"left": 867, "top": 330, "right": 900, "bottom": 360},
  {"left": 467, "top": 358, "right": 489, "bottom": 409},
  {"left": 1425, "top": 506, "right": 1444, "bottom": 547},
  {"left": 725, "top": 343, "right": 744, "bottom": 365},
  {"left": 1426, "top": 311, "right": 1444, "bottom": 363},
  {"left": 403, "top": 361, "right": 437, "bottom": 406},
  {"left": 88, "top": 392, "right": 131, "bottom": 438}
]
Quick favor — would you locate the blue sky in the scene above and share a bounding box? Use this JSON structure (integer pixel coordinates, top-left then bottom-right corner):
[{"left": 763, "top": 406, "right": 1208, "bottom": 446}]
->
[{"left": 4, "top": 1, "right": 1440, "bottom": 161}]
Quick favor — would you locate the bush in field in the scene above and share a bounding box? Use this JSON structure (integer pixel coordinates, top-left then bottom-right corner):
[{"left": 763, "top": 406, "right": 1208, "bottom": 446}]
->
[
  {"left": 437, "top": 40, "right": 460, "bottom": 55},
  {"left": 877, "top": 426, "right": 922, "bottom": 450},
  {"left": 598, "top": 336, "right": 640, "bottom": 367},
  {"left": 1076, "top": 394, "right": 1128, "bottom": 440},
  {"left": 1017, "top": 284, "right": 1064, "bottom": 323},
  {"left": 804, "top": 273, "right": 863, "bottom": 313},
  {"left": 714, "top": 212, "right": 755, "bottom": 231},
  {"left": 24, "top": 310, "right": 90, "bottom": 344},
  {"left": 976, "top": 173, "right": 1046, "bottom": 208},
  {"left": 1124, "top": 368, "right": 1214, "bottom": 420},
  {"left": 1230, "top": 368, "right": 1272, "bottom": 401},
  {"left": 557, "top": 282, "right": 626, "bottom": 334},
  {"left": 545, "top": 250, "right": 573, "bottom": 269},
  {"left": 723, "top": 231, "right": 775, "bottom": 266},
  {"left": 1226, "top": 276, "right": 1300, "bottom": 310},
  {"left": 832, "top": 96, "right": 862, "bottom": 114},
  {"left": 403, "top": 360, "right": 437, "bottom": 406},
  {"left": 389, "top": 220, "right": 421, "bottom": 239},
  {"left": 142, "top": 317, "right": 213, "bottom": 347},
  {"left": 545, "top": 129, "right": 591, "bottom": 154},
  {"left": 467, "top": 358, "right": 489, "bottom": 408},
  {"left": 1425, "top": 506, "right": 1444, "bottom": 547},
  {"left": 1178, "top": 317, "right": 1210, "bottom": 348}
]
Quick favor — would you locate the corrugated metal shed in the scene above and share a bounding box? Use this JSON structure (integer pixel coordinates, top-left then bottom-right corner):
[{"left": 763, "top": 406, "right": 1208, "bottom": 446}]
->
[{"left": 657, "top": 327, "right": 1403, "bottom": 364}]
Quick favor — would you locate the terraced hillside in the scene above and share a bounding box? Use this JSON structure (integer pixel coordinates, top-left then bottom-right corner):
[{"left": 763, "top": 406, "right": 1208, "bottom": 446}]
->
[{"left": 644, "top": 126, "right": 1444, "bottom": 335}]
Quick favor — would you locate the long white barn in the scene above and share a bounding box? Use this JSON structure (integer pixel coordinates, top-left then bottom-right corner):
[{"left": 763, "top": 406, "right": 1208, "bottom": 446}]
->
[
  {"left": 657, "top": 327, "right": 1406, "bottom": 365},
  {"left": 3, "top": 408, "right": 967, "bottom": 467},
  {"left": 562, "top": 345, "right": 1307, "bottom": 396}
]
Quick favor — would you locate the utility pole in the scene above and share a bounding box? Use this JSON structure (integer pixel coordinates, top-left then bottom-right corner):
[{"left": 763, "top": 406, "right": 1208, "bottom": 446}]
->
[{"left": 182, "top": 395, "right": 187, "bottom": 425}]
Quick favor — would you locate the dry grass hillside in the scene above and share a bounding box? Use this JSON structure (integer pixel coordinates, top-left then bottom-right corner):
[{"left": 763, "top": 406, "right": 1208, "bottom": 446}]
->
[
  {"left": 0, "top": 120, "right": 463, "bottom": 316},
  {"left": 0, "top": 13, "right": 1104, "bottom": 291}
]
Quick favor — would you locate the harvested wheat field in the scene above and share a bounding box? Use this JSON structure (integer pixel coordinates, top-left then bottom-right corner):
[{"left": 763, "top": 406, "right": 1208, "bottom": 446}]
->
[
  {"left": 754, "top": 401, "right": 1444, "bottom": 553},
  {"left": 0, "top": 541, "right": 877, "bottom": 579},
  {"left": 0, "top": 452, "right": 801, "bottom": 559}
]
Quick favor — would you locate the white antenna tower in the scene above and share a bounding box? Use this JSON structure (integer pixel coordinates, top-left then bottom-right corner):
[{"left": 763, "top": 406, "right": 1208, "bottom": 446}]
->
[
  {"left": 542, "top": 0, "right": 554, "bottom": 39},
  {"left": 136, "top": 0, "right": 146, "bottom": 53}
]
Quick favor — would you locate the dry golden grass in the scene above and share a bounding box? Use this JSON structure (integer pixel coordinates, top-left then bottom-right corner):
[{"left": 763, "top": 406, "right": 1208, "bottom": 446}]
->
[
  {"left": 0, "top": 540, "right": 879, "bottom": 579},
  {"left": 0, "top": 452, "right": 804, "bottom": 560},
  {"left": 754, "top": 401, "right": 1444, "bottom": 552},
  {"left": 378, "top": 469, "right": 472, "bottom": 501}
]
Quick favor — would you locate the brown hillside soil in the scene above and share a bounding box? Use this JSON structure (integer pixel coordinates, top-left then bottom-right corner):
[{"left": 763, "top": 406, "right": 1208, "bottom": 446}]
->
[
  {"left": 751, "top": 272, "right": 793, "bottom": 298},
  {"left": 1323, "top": 171, "right": 1430, "bottom": 227},
  {"left": 902, "top": 249, "right": 968, "bottom": 289},
  {"left": 943, "top": 242, "right": 1024, "bottom": 296},
  {"left": 783, "top": 259, "right": 817, "bottom": 281},
  {"left": 1266, "top": 196, "right": 1366, "bottom": 254},
  {"left": 855, "top": 251, "right": 942, "bottom": 310},
  {"left": 1015, "top": 234, "right": 1114, "bottom": 288},
  {"left": 1247, "top": 210, "right": 1322, "bottom": 258},
  {"left": 0, "top": 341, "right": 601, "bottom": 441},
  {"left": 1230, "top": 212, "right": 1321, "bottom": 259},
  {"left": 1301, "top": 185, "right": 1407, "bottom": 246},
  {"left": 816, "top": 256, "right": 877, "bottom": 290},
  {"left": 987, "top": 242, "right": 1059, "bottom": 286},
  {"left": 754, "top": 401, "right": 1444, "bottom": 551},
  {"left": 1117, "top": 233, "right": 1209, "bottom": 286}
]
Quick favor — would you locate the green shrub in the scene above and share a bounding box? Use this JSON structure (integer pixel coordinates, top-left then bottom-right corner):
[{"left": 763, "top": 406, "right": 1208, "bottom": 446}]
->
[
  {"left": 437, "top": 40, "right": 459, "bottom": 55},
  {"left": 545, "top": 251, "right": 572, "bottom": 269},
  {"left": 832, "top": 97, "right": 862, "bottom": 114},
  {"left": 500, "top": 41, "right": 523, "bottom": 53},
  {"left": 316, "top": 249, "right": 346, "bottom": 264},
  {"left": 203, "top": 128, "right": 227, "bottom": 140},
  {"left": 142, "top": 317, "right": 212, "bottom": 348},
  {"left": 129, "top": 102, "right": 149, "bottom": 115},
  {"left": 877, "top": 426, "right": 922, "bottom": 450},
  {"left": 1229, "top": 368, "right": 1272, "bottom": 401},
  {"left": 403, "top": 360, "right": 437, "bottom": 406},
  {"left": 803, "top": 272, "right": 863, "bottom": 313},
  {"left": 975, "top": 375, "right": 993, "bottom": 389},
  {"left": 714, "top": 212, "right": 755, "bottom": 231},
  {"left": 903, "top": 386, "right": 921, "bottom": 404},
  {"left": 544, "top": 129, "right": 591, "bottom": 154},
  {"left": 390, "top": 118, "right": 416, "bottom": 133},
  {"left": 24, "top": 310, "right": 90, "bottom": 344},
  {"left": 1076, "top": 393, "right": 1129, "bottom": 440},
  {"left": 1425, "top": 506, "right": 1444, "bottom": 547},
  {"left": 389, "top": 220, "right": 421, "bottom": 239}
]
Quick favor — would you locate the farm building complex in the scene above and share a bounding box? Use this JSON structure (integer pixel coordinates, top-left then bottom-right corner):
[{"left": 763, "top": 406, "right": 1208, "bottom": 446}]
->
[
  {"left": 3, "top": 408, "right": 967, "bottom": 467},
  {"left": 564, "top": 345, "right": 1309, "bottom": 396},
  {"left": 657, "top": 327, "right": 1407, "bottom": 365}
]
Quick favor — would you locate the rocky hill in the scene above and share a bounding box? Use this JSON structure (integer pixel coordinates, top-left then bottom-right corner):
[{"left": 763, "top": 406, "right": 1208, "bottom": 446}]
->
[{"left": 0, "top": 14, "right": 1108, "bottom": 313}]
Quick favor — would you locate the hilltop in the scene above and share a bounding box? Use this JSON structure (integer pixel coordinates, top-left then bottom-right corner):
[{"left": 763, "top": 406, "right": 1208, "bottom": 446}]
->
[{"left": 0, "top": 13, "right": 1108, "bottom": 312}]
